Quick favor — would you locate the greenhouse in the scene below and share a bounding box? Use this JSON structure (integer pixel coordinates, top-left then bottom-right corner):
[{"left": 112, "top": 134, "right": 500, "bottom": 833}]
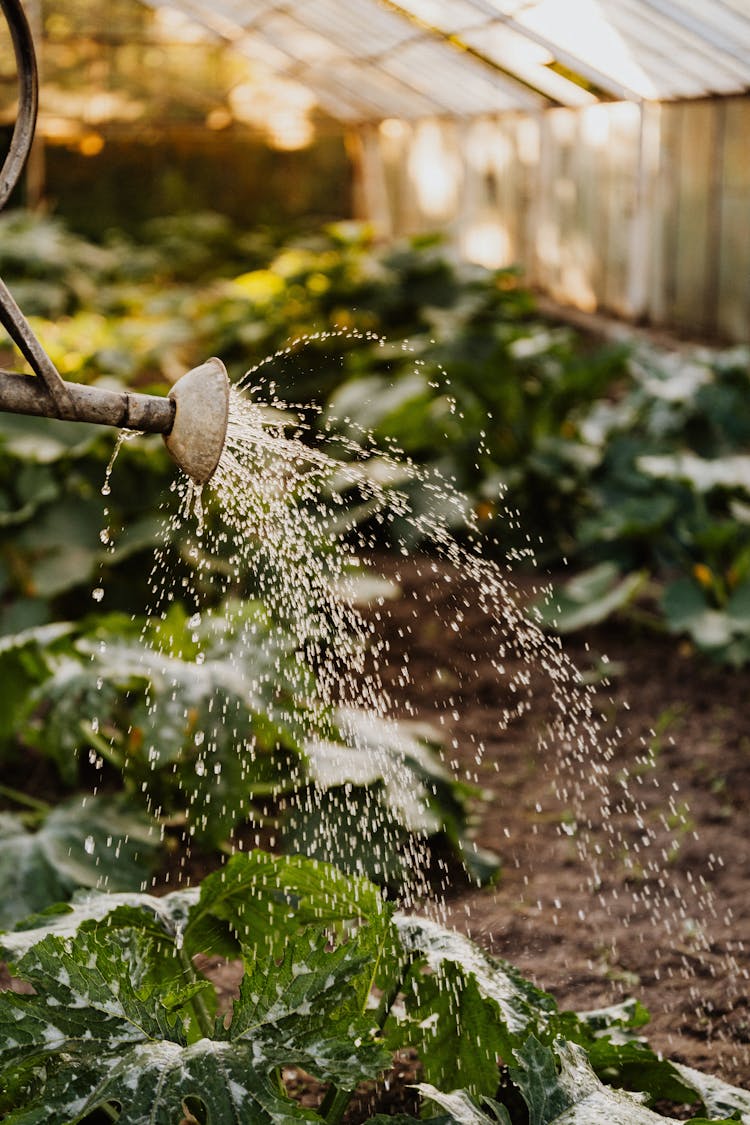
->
[
  {"left": 1, "top": 2, "right": 750, "bottom": 1123},
  {"left": 3, "top": 0, "right": 750, "bottom": 339}
]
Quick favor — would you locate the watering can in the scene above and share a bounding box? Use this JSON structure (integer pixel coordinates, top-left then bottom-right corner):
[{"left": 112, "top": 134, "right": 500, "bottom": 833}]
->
[{"left": 0, "top": 0, "right": 229, "bottom": 484}]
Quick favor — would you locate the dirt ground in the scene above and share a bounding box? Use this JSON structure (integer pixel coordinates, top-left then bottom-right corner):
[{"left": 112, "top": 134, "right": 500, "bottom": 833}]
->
[
  {"left": 2, "top": 545, "right": 748, "bottom": 1105},
  {"left": 367, "top": 552, "right": 750, "bottom": 1089}
]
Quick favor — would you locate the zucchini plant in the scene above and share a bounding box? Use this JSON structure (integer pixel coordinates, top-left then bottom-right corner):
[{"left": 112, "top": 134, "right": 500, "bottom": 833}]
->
[{"left": 0, "top": 851, "right": 747, "bottom": 1124}]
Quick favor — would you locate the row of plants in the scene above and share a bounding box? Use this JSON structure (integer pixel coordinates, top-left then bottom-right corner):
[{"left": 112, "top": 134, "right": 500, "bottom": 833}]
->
[
  {"left": 2, "top": 210, "right": 750, "bottom": 661},
  {"left": 2, "top": 851, "right": 750, "bottom": 1122},
  {"left": 0, "top": 593, "right": 496, "bottom": 931},
  {"left": 1, "top": 211, "right": 750, "bottom": 1118}
]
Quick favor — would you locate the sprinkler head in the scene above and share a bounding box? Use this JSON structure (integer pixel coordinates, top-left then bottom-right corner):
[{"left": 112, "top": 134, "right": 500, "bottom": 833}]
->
[{"left": 164, "top": 357, "right": 230, "bottom": 485}]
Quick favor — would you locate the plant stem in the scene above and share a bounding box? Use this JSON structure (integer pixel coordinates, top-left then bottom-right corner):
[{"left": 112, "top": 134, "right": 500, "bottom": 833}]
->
[
  {"left": 320, "top": 953, "right": 418, "bottom": 1125},
  {"left": 99, "top": 1102, "right": 120, "bottom": 1121},
  {"left": 81, "top": 722, "right": 126, "bottom": 770},
  {"left": 319, "top": 1087, "right": 352, "bottom": 1125},
  {"left": 0, "top": 784, "right": 50, "bottom": 814},
  {"left": 177, "top": 947, "right": 214, "bottom": 1040}
]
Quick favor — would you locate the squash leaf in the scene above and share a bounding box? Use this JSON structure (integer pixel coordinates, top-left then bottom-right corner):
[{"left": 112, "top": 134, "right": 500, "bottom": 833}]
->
[{"left": 0, "top": 795, "right": 158, "bottom": 929}]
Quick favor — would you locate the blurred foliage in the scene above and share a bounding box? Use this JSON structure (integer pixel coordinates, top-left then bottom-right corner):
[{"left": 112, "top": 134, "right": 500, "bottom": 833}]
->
[
  {"left": 536, "top": 347, "right": 750, "bottom": 664},
  {"left": 1, "top": 209, "right": 750, "bottom": 668},
  {"left": 0, "top": 604, "right": 493, "bottom": 921},
  {"left": 0, "top": 208, "right": 748, "bottom": 1012}
]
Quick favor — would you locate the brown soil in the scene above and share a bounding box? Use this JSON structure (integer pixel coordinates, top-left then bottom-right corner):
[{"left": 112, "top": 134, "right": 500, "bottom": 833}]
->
[
  {"left": 366, "top": 552, "right": 750, "bottom": 1088},
  {"left": 3, "top": 547, "right": 749, "bottom": 1107}
]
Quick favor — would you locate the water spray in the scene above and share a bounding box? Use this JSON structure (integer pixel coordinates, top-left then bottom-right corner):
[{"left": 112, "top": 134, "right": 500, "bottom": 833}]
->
[{"left": 0, "top": 0, "right": 230, "bottom": 485}]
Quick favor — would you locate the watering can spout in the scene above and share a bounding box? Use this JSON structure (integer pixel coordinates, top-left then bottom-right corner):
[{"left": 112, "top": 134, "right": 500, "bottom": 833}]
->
[
  {"left": 165, "top": 358, "right": 230, "bottom": 484},
  {"left": 0, "top": 358, "right": 231, "bottom": 484}
]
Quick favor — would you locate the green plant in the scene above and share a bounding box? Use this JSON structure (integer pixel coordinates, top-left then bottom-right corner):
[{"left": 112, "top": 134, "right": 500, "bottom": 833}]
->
[
  {"left": 0, "top": 851, "right": 746, "bottom": 1123},
  {"left": 0, "top": 794, "right": 158, "bottom": 929},
  {"left": 533, "top": 346, "right": 750, "bottom": 662},
  {"left": 0, "top": 603, "right": 494, "bottom": 924}
]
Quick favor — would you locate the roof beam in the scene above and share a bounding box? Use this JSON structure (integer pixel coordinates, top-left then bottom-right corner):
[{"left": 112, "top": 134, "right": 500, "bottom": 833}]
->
[
  {"left": 375, "top": 0, "right": 559, "bottom": 106},
  {"left": 638, "top": 0, "right": 750, "bottom": 67},
  {"left": 378, "top": 0, "right": 646, "bottom": 103}
]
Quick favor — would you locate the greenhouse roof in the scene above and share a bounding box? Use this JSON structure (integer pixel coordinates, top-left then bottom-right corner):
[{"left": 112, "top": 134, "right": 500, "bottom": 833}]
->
[{"left": 142, "top": 0, "right": 750, "bottom": 121}]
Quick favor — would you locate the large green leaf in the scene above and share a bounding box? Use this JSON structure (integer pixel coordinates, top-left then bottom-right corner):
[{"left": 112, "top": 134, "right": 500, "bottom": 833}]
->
[
  {"left": 0, "top": 795, "right": 158, "bottom": 929},
  {"left": 1, "top": 852, "right": 388, "bottom": 967},
  {"left": 391, "top": 915, "right": 557, "bottom": 1096},
  {"left": 183, "top": 850, "right": 388, "bottom": 959},
  {"left": 226, "top": 930, "right": 390, "bottom": 1081},
  {"left": 0, "top": 900, "right": 390, "bottom": 1123},
  {"left": 537, "top": 564, "right": 646, "bottom": 633},
  {"left": 661, "top": 579, "right": 743, "bottom": 657},
  {"left": 0, "top": 623, "right": 70, "bottom": 739},
  {"left": 509, "top": 1037, "right": 710, "bottom": 1125},
  {"left": 0, "top": 926, "right": 311, "bottom": 1124},
  {"left": 294, "top": 708, "right": 497, "bottom": 887},
  {"left": 2, "top": 1039, "right": 321, "bottom": 1125}
]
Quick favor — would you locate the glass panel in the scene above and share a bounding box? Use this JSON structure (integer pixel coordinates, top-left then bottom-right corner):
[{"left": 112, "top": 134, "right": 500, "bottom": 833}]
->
[
  {"left": 605, "top": 0, "right": 750, "bottom": 95},
  {"left": 461, "top": 23, "right": 596, "bottom": 106},
  {"left": 395, "top": 0, "right": 487, "bottom": 31},
  {"left": 297, "top": 0, "right": 415, "bottom": 55},
  {"left": 383, "top": 41, "right": 535, "bottom": 112},
  {"left": 157, "top": 0, "right": 750, "bottom": 120},
  {"left": 259, "top": 12, "right": 341, "bottom": 63}
]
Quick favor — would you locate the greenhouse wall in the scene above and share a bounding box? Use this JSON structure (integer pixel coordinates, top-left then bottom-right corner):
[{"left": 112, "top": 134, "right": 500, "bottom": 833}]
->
[
  {"left": 40, "top": 132, "right": 351, "bottom": 238},
  {"left": 355, "top": 96, "right": 750, "bottom": 344}
]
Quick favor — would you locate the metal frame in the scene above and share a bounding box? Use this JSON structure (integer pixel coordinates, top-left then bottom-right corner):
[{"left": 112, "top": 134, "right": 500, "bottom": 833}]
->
[
  {"left": 139, "top": 0, "right": 750, "bottom": 120},
  {"left": 0, "top": 0, "right": 175, "bottom": 435}
]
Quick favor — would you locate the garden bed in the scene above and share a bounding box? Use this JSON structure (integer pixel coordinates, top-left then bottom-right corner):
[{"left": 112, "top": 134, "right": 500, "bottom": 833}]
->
[
  {"left": 125, "top": 550, "right": 750, "bottom": 1098},
  {"left": 366, "top": 553, "right": 750, "bottom": 1086}
]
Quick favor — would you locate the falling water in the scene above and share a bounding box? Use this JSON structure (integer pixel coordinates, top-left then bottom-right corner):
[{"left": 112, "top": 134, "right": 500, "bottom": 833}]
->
[{"left": 95, "top": 342, "right": 744, "bottom": 1069}]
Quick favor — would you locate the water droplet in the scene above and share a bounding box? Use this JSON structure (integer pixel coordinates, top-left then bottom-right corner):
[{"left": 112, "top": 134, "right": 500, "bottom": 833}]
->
[
  {"left": 92, "top": 587, "right": 104, "bottom": 602},
  {"left": 84, "top": 835, "right": 95, "bottom": 855}
]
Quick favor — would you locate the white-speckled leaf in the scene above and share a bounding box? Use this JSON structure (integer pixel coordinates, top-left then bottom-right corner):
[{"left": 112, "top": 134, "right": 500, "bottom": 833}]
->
[
  {"left": 228, "top": 929, "right": 390, "bottom": 1082},
  {"left": 85, "top": 1039, "right": 319, "bottom": 1125},
  {"left": 1, "top": 887, "right": 198, "bottom": 961},
  {"left": 0, "top": 902, "right": 390, "bottom": 1123},
  {"left": 0, "top": 796, "right": 159, "bottom": 930},
  {"left": 671, "top": 1062, "right": 750, "bottom": 1124},
  {"left": 511, "top": 1037, "right": 684, "bottom": 1125},
  {"left": 2, "top": 1037, "right": 320, "bottom": 1125},
  {"left": 418, "top": 1085, "right": 512, "bottom": 1125},
  {"left": 393, "top": 915, "right": 557, "bottom": 1097},
  {"left": 396, "top": 914, "right": 556, "bottom": 1038}
]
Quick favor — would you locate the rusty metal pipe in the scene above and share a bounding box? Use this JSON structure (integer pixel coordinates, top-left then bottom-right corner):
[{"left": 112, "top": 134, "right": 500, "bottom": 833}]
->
[{"left": 0, "top": 369, "right": 175, "bottom": 433}]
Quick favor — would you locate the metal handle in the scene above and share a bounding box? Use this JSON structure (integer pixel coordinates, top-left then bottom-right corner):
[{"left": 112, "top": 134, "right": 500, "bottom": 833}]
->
[
  {"left": 0, "top": 0, "right": 37, "bottom": 211},
  {"left": 0, "top": 5, "right": 231, "bottom": 483},
  {"left": 0, "top": 0, "right": 77, "bottom": 416},
  {"left": 0, "top": 369, "right": 175, "bottom": 433}
]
